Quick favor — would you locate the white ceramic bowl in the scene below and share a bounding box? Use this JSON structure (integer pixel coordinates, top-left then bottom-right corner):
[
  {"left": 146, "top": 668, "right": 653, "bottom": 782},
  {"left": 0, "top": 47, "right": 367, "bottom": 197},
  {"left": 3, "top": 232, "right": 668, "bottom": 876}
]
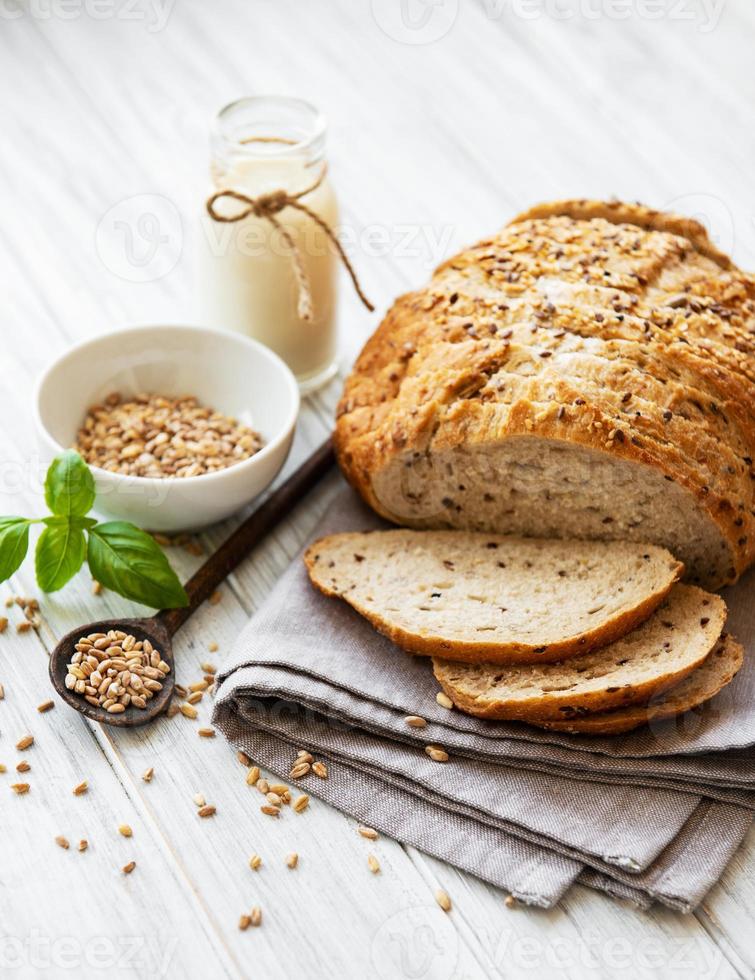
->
[{"left": 34, "top": 324, "right": 300, "bottom": 532}]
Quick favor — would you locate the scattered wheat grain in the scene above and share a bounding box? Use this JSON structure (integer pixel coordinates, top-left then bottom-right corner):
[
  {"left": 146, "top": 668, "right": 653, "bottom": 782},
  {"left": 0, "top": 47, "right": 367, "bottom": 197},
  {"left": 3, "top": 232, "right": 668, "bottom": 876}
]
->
[
  {"left": 293, "top": 794, "right": 309, "bottom": 813},
  {"left": 435, "top": 889, "right": 452, "bottom": 912},
  {"left": 404, "top": 715, "right": 427, "bottom": 728}
]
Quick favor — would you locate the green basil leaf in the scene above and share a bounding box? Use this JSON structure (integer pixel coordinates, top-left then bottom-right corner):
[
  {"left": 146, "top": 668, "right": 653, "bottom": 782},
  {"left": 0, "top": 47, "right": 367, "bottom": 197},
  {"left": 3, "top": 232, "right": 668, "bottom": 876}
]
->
[
  {"left": 0, "top": 518, "right": 31, "bottom": 582},
  {"left": 87, "top": 522, "right": 188, "bottom": 609},
  {"left": 43, "top": 515, "right": 98, "bottom": 530},
  {"left": 35, "top": 520, "right": 87, "bottom": 592},
  {"left": 44, "top": 450, "right": 96, "bottom": 517}
]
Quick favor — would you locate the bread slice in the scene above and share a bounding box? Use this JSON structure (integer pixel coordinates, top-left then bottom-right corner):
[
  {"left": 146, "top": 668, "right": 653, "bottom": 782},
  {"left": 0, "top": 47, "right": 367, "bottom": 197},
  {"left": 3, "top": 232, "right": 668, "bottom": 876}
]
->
[
  {"left": 305, "top": 530, "right": 683, "bottom": 665},
  {"left": 432, "top": 584, "right": 726, "bottom": 721},
  {"left": 532, "top": 634, "right": 743, "bottom": 735}
]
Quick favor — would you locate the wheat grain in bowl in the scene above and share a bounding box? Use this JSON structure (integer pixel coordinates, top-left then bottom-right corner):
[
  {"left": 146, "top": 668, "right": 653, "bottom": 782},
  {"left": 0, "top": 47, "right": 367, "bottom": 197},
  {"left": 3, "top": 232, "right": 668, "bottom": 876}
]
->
[
  {"left": 34, "top": 324, "right": 300, "bottom": 532},
  {"left": 75, "top": 392, "right": 264, "bottom": 478}
]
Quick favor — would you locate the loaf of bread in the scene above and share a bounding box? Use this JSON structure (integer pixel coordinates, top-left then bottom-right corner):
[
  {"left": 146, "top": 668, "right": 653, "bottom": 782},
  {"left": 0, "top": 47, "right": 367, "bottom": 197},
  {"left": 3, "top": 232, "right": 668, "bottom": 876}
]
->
[
  {"left": 305, "top": 530, "right": 682, "bottom": 664},
  {"left": 431, "top": 584, "right": 726, "bottom": 721},
  {"left": 335, "top": 200, "right": 755, "bottom": 588}
]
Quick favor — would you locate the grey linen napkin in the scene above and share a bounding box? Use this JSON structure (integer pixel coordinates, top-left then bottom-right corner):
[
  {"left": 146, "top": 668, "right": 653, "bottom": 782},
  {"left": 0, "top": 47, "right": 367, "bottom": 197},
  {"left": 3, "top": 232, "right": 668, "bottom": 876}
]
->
[{"left": 213, "top": 487, "right": 754, "bottom": 911}]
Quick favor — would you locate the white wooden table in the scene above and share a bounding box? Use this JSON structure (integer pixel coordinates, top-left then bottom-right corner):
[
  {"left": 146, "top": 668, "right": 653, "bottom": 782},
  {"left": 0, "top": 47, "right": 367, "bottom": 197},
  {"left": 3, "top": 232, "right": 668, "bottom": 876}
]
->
[{"left": 1, "top": 2, "right": 754, "bottom": 977}]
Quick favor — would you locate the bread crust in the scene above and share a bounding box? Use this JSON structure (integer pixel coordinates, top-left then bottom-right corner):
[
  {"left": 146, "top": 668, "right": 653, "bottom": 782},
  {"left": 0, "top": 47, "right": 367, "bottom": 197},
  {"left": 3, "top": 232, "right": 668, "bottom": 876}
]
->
[
  {"left": 304, "top": 532, "right": 683, "bottom": 666},
  {"left": 512, "top": 198, "right": 735, "bottom": 268},
  {"left": 532, "top": 634, "right": 744, "bottom": 735},
  {"left": 335, "top": 200, "right": 755, "bottom": 587}
]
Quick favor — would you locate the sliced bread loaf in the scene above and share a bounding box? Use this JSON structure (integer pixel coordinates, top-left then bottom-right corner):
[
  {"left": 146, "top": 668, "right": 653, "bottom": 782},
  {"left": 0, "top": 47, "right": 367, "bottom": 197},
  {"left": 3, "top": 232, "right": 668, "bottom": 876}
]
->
[
  {"left": 305, "top": 530, "right": 683, "bottom": 665},
  {"left": 532, "top": 634, "right": 744, "bottom": 735},
  {"left": 432, "top": 584, "right": 726, "bottom": 721},
  {"left": 334, "top": 201, "right": 755, "bottom": 588}
]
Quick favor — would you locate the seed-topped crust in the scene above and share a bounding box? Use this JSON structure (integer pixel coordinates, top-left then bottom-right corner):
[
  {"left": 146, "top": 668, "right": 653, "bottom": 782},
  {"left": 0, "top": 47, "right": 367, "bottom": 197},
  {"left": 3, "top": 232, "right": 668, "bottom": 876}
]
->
[{"left": 335, "top": 200, "right": 755, "bottom": 588}]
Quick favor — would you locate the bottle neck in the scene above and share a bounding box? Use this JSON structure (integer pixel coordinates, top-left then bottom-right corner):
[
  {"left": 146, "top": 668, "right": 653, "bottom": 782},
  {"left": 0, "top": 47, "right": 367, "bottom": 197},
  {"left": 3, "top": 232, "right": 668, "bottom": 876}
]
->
[{"left": 210, "top": 97, "right": 327, "bottom": 191}]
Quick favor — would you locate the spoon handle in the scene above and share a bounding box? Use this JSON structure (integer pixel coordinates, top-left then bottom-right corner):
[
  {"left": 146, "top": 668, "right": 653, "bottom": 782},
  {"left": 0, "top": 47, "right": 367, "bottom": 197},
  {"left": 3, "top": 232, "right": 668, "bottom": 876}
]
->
[{"left": 157, "top": 438, "right": 335, "bottom": 637}]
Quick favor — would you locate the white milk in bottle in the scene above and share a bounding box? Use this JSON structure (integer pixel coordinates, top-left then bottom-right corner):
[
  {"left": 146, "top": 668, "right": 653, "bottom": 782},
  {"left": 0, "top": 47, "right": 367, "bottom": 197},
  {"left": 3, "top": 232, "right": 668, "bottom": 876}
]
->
[{"left": 198, "top": 97, "right": 339, "bottom": 392}]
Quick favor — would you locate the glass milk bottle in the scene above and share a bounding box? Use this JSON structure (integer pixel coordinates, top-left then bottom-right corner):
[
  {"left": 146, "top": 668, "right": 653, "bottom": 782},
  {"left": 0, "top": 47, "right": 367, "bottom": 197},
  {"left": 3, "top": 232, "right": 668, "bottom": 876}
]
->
[{"left": 198, "top": 97, "right": 340, "bottom": 393}]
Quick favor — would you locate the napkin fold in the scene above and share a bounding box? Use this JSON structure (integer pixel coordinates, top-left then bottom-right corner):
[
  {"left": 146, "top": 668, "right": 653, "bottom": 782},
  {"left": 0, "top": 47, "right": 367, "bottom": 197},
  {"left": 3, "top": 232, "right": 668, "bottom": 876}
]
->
[{"left": 214, "top": 486, "right": 754, "bottom": 911}]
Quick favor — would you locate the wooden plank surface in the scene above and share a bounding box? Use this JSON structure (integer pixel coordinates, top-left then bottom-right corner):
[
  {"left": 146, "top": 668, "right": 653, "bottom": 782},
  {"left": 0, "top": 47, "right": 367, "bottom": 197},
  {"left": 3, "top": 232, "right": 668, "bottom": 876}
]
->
[{"left": 0, "top": 2, "right": 753, "bottom": 977}]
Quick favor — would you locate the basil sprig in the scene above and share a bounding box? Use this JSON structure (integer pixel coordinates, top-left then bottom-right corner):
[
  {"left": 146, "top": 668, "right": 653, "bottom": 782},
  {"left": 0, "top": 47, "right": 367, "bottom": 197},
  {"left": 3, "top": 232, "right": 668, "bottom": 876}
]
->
[{"left": 0, "top": 451, "right": 188, "bottom": 609}]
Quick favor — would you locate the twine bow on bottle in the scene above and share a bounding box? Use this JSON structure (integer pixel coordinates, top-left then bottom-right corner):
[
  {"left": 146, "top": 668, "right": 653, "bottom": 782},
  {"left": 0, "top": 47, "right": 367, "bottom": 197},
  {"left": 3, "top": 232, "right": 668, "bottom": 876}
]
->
[{"left": 205, "top": 167, "right": 374, "bottom": 322}]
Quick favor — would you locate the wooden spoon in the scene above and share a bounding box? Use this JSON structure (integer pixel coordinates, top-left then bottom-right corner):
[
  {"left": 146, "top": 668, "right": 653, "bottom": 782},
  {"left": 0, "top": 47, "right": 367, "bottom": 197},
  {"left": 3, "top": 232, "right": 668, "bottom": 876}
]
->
[{"left": 49, "top": 440, "right": 334, "bottom": 728}]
